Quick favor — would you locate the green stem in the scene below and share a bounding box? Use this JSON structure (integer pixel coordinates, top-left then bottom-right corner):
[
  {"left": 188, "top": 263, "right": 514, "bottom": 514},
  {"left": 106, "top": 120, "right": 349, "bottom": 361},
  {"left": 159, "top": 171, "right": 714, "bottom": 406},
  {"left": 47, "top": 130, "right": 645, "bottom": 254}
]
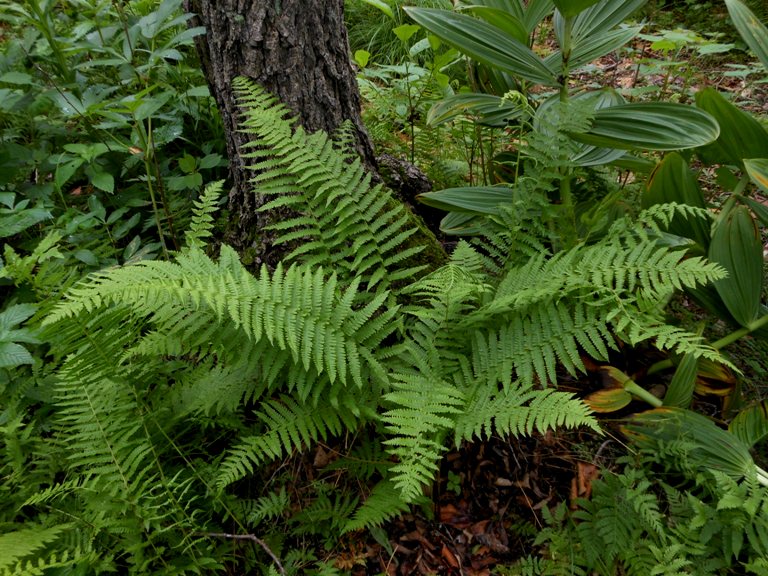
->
[{"left": 624, "top": 379, "right": 663, "bottom": 408}]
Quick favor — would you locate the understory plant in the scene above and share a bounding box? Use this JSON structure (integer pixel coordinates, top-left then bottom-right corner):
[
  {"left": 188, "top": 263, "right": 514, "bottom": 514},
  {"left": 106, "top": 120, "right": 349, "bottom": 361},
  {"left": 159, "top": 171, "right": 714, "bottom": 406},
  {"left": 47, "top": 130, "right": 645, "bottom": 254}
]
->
[{"left": 0, "top": 77, "right": 733, "bottom": 574}]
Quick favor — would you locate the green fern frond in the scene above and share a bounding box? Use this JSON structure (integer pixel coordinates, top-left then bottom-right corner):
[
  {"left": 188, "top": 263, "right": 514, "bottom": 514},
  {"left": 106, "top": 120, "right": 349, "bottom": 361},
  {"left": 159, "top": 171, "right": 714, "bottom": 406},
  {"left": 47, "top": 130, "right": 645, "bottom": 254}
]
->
[
  {"left": 455, "top": 386, "right": 599, "bottom": 444},
  {"left": 233, "top": 77, "right": 426, "bottom": 288},
  {"left": 382, "top": 374, "right": 464, "bottom": 501},
  {"left": 185, "top": 180, "right": 224, "bottom": 249},
  {"left": 216, "top": 395, "right": 359, "bottom": 490},
  {"left": 46, "top": 247, "right": 396, "bottom": 387},
  {"left": 342, "top": 479, "right": 412, "bottom": 533},
  {"left": 0, "top": 525, "right": 72, "bottom": 571}
]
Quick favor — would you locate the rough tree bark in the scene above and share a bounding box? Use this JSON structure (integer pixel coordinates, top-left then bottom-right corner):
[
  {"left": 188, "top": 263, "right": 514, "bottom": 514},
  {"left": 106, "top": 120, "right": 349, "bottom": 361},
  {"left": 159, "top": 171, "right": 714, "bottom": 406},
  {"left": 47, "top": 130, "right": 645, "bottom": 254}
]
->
[{"left": 186, "top": 0, "right": 379, "bottom": 264}]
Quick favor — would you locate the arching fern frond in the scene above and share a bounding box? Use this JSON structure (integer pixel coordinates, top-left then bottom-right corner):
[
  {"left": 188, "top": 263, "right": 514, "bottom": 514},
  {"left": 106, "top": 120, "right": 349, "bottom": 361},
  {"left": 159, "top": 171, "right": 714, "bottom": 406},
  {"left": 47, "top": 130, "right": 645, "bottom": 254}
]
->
[
  {"left": 46, "top": 246, "right": 396, "bottom": 387},
  {"left": 216, "top": 395, "right": 363, "bottom": 491},
  {"left": 454, "top": 385, "right": 599, "bottom": 444},
  {"left": 233, "top": 76, "right": 426, "bottom": 288},
  {"left": 342, "top": 479, "right": 413, "bottom": 534}
]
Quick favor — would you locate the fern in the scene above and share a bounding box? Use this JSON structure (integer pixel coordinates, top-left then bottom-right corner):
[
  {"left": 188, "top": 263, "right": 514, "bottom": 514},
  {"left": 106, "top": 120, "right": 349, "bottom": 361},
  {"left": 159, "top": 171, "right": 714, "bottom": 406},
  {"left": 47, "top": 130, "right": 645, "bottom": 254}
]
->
[
  {"left": 233, "top": 77, "right": 427, "bottom": 288},
  {"left": 342, "top": 479, "right": 413, "bottom": 534},
  {"left": 19, "top": 81, "right": 746, "bottom": 573},
  {"left": 185, "top": 180, "right": 225, "bottom": 249},
  {"left": 0, "top": 525, "right": 72, "bottom": 571}
]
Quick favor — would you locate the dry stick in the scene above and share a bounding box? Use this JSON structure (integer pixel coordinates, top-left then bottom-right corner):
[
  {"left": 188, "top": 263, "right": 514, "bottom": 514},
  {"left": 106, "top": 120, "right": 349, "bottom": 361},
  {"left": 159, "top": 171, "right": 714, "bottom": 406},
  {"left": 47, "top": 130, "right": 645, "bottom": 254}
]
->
[{"left": 201, "top": 532, "right": 286, "bottom": 575}]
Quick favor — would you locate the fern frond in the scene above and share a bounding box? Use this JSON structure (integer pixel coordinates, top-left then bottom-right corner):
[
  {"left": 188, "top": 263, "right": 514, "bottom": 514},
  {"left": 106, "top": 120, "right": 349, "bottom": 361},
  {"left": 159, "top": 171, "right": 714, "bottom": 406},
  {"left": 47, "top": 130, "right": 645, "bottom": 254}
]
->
[
  {"left": 454, "top": 385, "right": 599, "bottom": 444},
  {"left": 216, "top": 396, "right": 360, "bottom": 490},
  {"left": 233, "top": 77, "right": 427, "bottom": 288},
  {"left": 185, "top": 180, "right": 224, "bottom": 249},
  {"left": 0, "top": 525, "right": 72, "bottom": 571},
  {"left": 382, "top": 374, "right": 464, "bottom": 501},
  {"left": 342, "top": 479, "right": 413, "bottom": 533},
  {"left": 46, "top": 247, "right": 396, "bottom": 388}
]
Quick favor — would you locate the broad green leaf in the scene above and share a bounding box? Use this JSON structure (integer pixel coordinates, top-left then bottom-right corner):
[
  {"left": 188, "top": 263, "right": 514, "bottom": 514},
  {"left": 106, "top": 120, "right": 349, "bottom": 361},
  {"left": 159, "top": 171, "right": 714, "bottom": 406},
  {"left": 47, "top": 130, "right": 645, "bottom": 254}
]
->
[
  {"left": 417, "top": 186, "right": 512, "bottom": 214},
  {"left": 427, "top": 93, "right": 527, "bottom": 127},
  {"left": 625, "top": 407, "right": 756, "bottom": 481},
  {"left": 362, "top": 0, "right": 394, "bottom": 19},
  {"left": 522, "top": 0, "right": 555, "bottom": 33},
  {"left": 571, "top": 0, "right": 648, "bottom": 40},
  {"left": 464, "top": 7, "right": 529, "bottom": 44},
  {"left": 393, "top": 24, "right": 420, "bottom": 44},
  {"left": 0, "top": 341, "right": 33, "bottom": 368},
  {"left": 0, "top": 303, "right": 37, "bottom": 329},
  {"left": 694, "top": 88, "right": 768, "bottom": 166},
  {"left": 404, "top": 8, "right": 560, "bottom": 86},
  {"left": 739, "top": 194, "right": 768, "bottom": 226},
  {"left": 725, "top": 0, "right": 768, "bottom": 71},
  {"left": 744, "top": 158, "right": 768, "bottom": 194},
  {"left": 439, "top": 211, "right": 486, "bottom": 235},
  {"left": 0, "top": 71, "right": 33, "bottom": 85},
  {"left": 85, "top": 166, "right": 115, "bottom": 194},
  {"left": 571, "top": 103, "right": 720, "bottom": 151},
  {"left": 553, "top": 0, "right": 602, "bottom": 18},
  {"left": 585, "top": 387, "right": 632, "bottom": 413},
  {"left": 710, "top": 204, "right": 763, "bottom": 327},
  {"left": 354, "top": 49, "right": 371, "bottom": 68},
  {"left": 663, "top": 353, "right": 698, "bottom": 408},
  {"left": 568, "top": 26, "right": 641, "bottom": 69},
  {"left": 642, "top": 152, "right": 710, "bottom": 248},
  {"left": 730, "top": 401, "right": 768, "bottom": 448}
]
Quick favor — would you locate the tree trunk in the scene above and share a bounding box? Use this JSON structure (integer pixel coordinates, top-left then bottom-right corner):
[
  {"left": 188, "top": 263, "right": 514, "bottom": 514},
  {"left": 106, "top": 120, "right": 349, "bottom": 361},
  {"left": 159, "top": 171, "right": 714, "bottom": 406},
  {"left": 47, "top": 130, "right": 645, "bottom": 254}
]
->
[{"left": 187, "top": 0, "right": 378, "bottom": 264}]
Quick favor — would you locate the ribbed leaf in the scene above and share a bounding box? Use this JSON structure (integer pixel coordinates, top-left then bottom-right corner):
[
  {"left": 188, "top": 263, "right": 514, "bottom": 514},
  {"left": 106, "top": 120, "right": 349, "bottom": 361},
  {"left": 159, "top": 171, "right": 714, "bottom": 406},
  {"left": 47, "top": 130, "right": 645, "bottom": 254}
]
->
[
  {"left": 404, "top": 7, "right": 560, "bottom": 86},
  {"left": 663, "top": 353, "right": 698, "bottom": 408},
  {"left": 725, "top": 0, "right": 768, "bottom": 71},
  {"left": 694, "top": 87, "right": 768, "bottom": 166},
  {"left": 642, "top": 152, "right": 710, "bottom": 248},
  {"left": 463, "top": 6, "right": 529, "bottom": 44},
  {"left": 571, "top": 103, "right": 720, "bottom": 151},
  {"left": 585, "top": 387, "right": 632, "bottom": 413},
  {"left": 729, "top": 401, "right": 768, "bottom": 449},
  {"left": 417, "top": 186, "right": 511, "bottom": 214},
  {"left": 570, "top": 0, "right": 648, "bottom": 41},
  {"left": 553, "top": 0, "right": 602, "bottom": 18},
  {"left": 709, "top": 204, "right": 763, "bottom": 327},
  {"left": 625, "top": 407, "right": 756, "bottom": 481},
  {"left": 427, "top": 93, "right": 527, "bottom": 127},
  {"left": 745, "top": 158, "right": 768, "bottom": 194}
]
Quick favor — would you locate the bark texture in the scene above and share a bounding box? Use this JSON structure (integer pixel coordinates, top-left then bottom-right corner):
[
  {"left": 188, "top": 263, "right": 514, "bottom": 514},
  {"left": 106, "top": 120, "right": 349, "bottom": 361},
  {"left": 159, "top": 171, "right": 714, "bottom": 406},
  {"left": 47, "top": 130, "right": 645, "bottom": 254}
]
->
[{"left": 187, "top": 0, "right": 378, "bottom": 263}]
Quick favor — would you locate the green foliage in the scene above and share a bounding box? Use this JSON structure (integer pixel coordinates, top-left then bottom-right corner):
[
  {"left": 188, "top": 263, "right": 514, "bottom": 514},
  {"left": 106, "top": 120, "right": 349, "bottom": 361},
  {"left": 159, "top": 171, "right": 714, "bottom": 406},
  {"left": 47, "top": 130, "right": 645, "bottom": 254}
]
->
[
  {"left": 529, "top": 455, "right": 768, "bottom": 575},
  {"left": 2, "top": 73, "right": 734, "bottom": 572}
]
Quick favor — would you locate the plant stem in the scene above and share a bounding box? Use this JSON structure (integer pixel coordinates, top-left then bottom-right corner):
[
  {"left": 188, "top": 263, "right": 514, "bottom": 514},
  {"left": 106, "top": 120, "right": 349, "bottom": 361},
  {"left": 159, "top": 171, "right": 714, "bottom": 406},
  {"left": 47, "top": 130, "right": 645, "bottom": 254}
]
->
[{"left": 624, "top": 379, "right": 663, "bottom": 408}]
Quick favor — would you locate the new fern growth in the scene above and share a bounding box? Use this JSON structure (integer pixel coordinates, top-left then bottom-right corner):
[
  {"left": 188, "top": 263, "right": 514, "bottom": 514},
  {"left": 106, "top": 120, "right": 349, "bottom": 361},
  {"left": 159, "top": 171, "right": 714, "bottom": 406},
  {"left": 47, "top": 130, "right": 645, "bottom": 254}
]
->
[{"left": 4, "top": 79, "right": 734, "bottom": 573}]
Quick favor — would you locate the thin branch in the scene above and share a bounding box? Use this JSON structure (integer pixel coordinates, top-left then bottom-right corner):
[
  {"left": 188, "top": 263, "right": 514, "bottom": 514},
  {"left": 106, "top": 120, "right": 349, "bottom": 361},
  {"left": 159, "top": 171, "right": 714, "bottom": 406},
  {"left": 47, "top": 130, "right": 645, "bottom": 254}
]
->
[{"left": 199, "top": 532, "right": 286, "bottom": 575}]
